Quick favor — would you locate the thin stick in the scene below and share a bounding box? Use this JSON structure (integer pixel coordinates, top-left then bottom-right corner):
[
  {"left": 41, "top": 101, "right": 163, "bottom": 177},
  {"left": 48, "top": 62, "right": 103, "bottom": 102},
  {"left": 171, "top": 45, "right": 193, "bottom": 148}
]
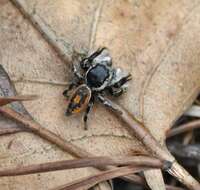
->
[
  {"left": 0, "top": 95, "right": 38, "bottom": 106},
  {"left": 0, "top": 95, "right": 37, "bottom": 136},
  {"left": 0, "top": 156, "right": 163, "bottom": 177},
  {"left": 12, "top": 78, "right": 68, "bottom": 86},
  {"left": 166, "top": 186, "right": 185, "bottom": 190},
  {"left": 0, "top": 106, "right": 143, "bottom": 185},
  {"left": 167, "top": 119, "right": 200, "bottom": 138},
  {"left": 51, "top": 166, "right": 150, "bottom": 190},
  {"left": 0, "top": 127, "right": 24, "bottom": 136}
]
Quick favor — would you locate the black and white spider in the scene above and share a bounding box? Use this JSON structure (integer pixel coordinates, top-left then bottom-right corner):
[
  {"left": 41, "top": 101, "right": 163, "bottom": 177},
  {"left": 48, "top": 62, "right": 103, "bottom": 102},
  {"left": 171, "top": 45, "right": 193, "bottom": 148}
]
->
[{"left": 63, "top": 47, "right": 131, "bottom": 129}]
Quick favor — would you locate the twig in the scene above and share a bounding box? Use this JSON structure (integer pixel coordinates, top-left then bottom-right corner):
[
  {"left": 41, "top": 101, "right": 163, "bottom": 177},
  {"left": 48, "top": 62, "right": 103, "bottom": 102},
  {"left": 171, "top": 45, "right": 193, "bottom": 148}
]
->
[
  {"left": 182, "top": 131, "right": 193, "bottom": 145},
  {"left": 50, "top": 166, "right": 150, "bottom": 190},
  {"left": 167, "top": 119, "right": 200, "bottom": 138},
  {"left": 0, "top": 127, "right": 24, "bottom": 136},
  {"left": 166, "top": 186, "right": 185, "bottom": 190},
  {"left": 0, "top": 95, "right": 38, "bottom": 106},
  {"left": 12, "top": 78, "right": 68, "bottom": 86},
  {"left": 0, "top": 156, "right": 163, "bottom": 177},
  {"left": 0, "top": 95, "right": 37, "bottom": 136},
  {"left": 0, "top": 106, "right": 143, "bottom": 185}
]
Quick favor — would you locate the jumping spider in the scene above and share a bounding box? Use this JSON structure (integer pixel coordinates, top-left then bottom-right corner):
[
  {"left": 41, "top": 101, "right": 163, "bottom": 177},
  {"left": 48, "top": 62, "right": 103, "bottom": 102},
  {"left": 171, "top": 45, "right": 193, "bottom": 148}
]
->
[{"left": 63, "top": 47, "right": 132, "bottom": 129}]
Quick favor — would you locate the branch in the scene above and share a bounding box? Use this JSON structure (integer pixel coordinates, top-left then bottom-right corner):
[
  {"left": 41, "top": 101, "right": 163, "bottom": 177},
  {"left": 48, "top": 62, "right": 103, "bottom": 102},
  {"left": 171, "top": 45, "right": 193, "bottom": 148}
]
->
[
  {"left": 0, "top": 95, "right": 37, "bottom": 135},
  {"left": 0, "top": 127, "right": 24, "bottom": 136},
  {"left": 50, "top": 166, "right": 150, "bottom": 190},
  {"left": 0, "top": 95, "right": 38, "bottom": 106},
  {"left": 167, "top": 119, "right": 200, "bottom": 138},
  {"left": 166, "top": 186, "right": 185, "bottom": 190},
  {"left": 0, "top": 156, "right": 163, "bottom": 177}
]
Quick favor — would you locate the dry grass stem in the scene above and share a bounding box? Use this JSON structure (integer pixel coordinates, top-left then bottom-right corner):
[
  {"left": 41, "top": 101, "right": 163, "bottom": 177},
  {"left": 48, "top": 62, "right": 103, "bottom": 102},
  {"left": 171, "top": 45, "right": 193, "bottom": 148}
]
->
[
  {"left": 167, "top": 119, "right": 200, "bottom": 138},
  {"left": 0, "top": 156, "right": 162, "bottom": 177},
  {"left": 0, "top": 127, "right": 24, "bottom": 136},
  {"left": 51, "top": 166, "right": 150, "bottom": 190},
  {"left": 0, "top": 95, "right": 38, "bottom": 106}
]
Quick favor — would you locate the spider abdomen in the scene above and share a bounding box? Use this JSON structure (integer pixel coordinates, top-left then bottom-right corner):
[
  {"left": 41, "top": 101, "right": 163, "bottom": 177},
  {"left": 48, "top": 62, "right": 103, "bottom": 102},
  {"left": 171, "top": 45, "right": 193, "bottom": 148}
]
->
[
  {"left": 66, "top": 84, "right": 91, "bottom": 115},
  {"left": 86, "top": 64, "right": 109, "bottom": 88}
]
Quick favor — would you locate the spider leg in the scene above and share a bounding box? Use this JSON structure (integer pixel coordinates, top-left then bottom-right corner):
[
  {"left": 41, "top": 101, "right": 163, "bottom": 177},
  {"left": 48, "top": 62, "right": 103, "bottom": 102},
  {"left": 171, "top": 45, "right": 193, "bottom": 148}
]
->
[
  {"left": 63, "top": 82, "right": 77, "bottom": 98},
  {"left": 88, "top": 47, "right": 107, "bottom": 61},
  {"left": 113, "top": 73, "right": 132, "bottom": 88},
  {"left": 90, "top": 47, "right": 112, "bottom": 67},
  {"left": 108, "top": 71, "right": 131, "bottom": 97},
  {"left": 108, "top": 87, "right": 123, "bottom": 97},
  {"left": 63, "top": 69, "right": 83, "bottom": 98},
  {"left": 97, "top": 94, "right": 122, "bottom": 114},
  {"left": 72, "top": 63, "right": 84, "bottom": 80},
  {"left": 83, "top": 97, "right": 94, "bottom": 130},
  {"left": 80, "top": 47, "right": 110, "bottom": 69},
  {"left": 63, "top": 62, "right": 84, "bottom": 98}
]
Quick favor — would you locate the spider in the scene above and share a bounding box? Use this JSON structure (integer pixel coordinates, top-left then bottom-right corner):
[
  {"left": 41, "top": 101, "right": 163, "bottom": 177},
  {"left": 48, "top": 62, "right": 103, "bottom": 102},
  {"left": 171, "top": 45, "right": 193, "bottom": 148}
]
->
[{"left": 63, "top": 47, "right": 132, "bottom": 129}]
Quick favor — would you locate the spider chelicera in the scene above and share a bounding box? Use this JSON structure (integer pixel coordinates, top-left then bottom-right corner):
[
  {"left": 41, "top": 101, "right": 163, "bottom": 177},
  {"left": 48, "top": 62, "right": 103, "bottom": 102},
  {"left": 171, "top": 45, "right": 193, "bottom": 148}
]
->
[{"left": 63, "top": 47, "right": 132, "bottom": 129}]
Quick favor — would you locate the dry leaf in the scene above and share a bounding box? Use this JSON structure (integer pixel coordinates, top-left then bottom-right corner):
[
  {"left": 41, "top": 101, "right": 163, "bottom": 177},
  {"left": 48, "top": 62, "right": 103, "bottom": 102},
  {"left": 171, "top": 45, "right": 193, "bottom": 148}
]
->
[
  {"left": 0, "top": 0, "right": 200, "bottom": 190},
  {"left": 0, "top": 65, "right": 29, "bottom": 135}
]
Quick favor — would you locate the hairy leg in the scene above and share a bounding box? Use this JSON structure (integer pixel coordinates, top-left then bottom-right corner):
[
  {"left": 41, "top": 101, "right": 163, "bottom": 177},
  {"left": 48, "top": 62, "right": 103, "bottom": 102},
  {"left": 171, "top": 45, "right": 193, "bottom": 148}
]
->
[
  {"left": 63, "top": 81, "right": 78, "bottom": 98},
  {"left": 83, "top": 98, "right": 94, "bottom": 130},
  {"left": 109, "top": 87, "right": 123, "bottom": 97},
  {"left": 63, "top": 63, "right": 84, "bottom": 98},
  {"left": 113, "top": 74, "right": 132, "bottom": 88},
  {"left": 80, "top": 47, "right": 107, "bottom": 69},
  {"left": 87, "top": 47, "right": 107, "bottom": 61},
  {"left": 72, "top": 63, "right": 84, "bottom": 80}
]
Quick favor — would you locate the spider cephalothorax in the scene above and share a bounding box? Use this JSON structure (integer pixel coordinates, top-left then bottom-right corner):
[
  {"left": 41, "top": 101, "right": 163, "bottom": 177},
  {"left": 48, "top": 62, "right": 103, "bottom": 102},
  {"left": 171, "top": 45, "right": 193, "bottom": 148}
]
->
[{"left": 63, "top": 47, "right": 131, "bottom": 129}]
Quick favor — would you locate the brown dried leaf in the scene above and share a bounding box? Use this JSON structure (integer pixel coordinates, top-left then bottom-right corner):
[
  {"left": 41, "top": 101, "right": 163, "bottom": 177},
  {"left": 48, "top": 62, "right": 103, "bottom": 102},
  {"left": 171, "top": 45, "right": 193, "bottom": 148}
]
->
[
  {"left": 0, "top": 0, "right": 200, "bottom": 189},
  {"left": 0, "top": 65, "right": 30, "bottom": 135}
]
